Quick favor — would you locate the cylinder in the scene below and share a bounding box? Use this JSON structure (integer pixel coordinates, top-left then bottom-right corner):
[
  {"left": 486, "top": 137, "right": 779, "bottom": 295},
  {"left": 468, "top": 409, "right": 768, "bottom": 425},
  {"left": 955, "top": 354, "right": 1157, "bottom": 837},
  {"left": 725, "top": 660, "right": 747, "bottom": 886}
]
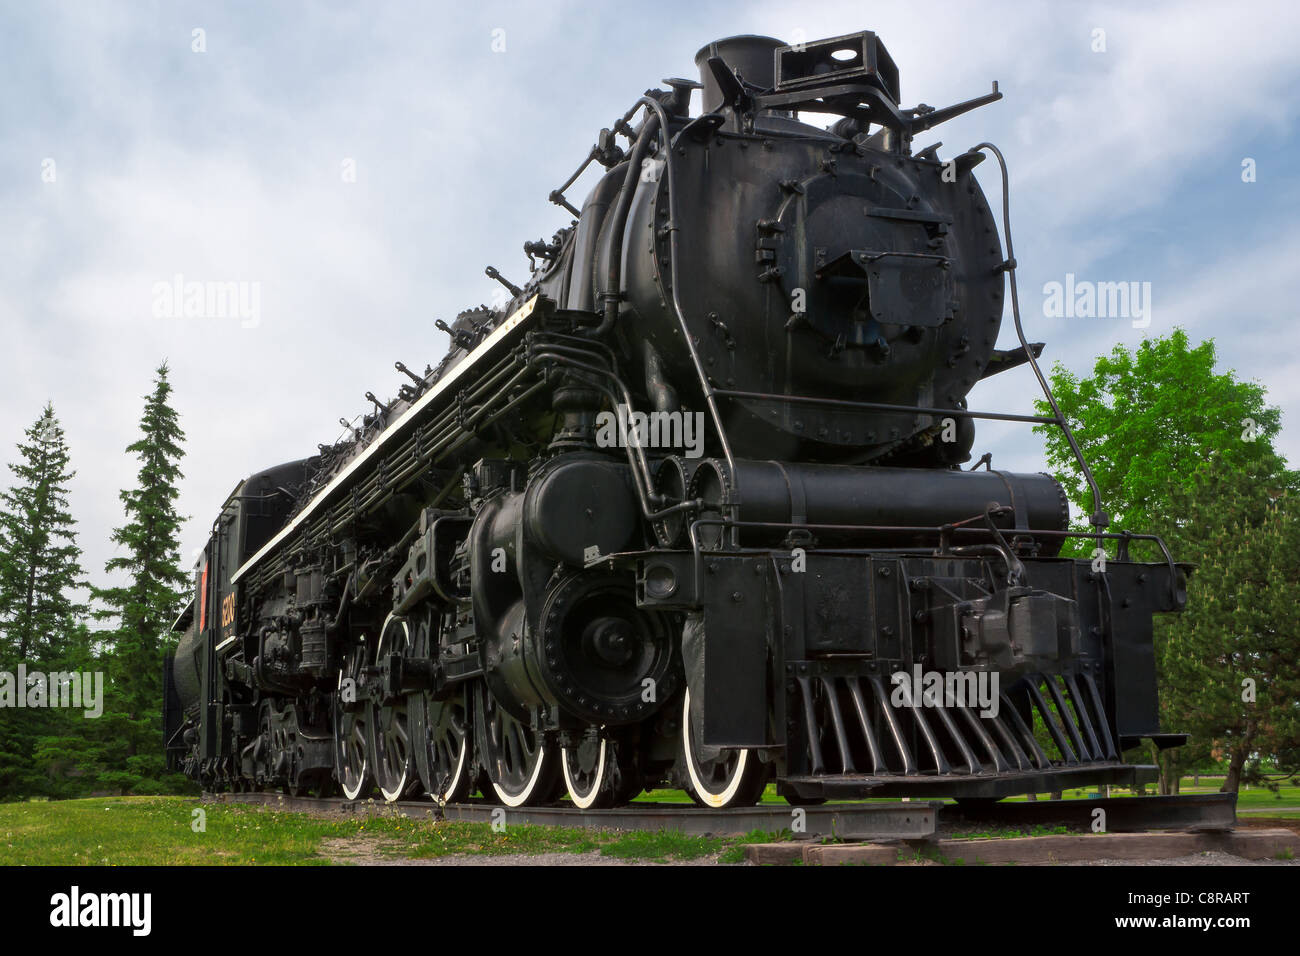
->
[{"left": 687, "top": 459, "right": 1069, "bottom": 554}]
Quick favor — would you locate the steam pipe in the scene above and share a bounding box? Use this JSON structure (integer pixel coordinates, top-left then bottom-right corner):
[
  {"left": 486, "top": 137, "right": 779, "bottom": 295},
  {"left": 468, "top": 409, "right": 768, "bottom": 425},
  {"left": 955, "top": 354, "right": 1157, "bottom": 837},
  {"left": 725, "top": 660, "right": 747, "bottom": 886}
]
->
[{"left": 593, "top": 108, "right": 661, "bottom": 337}]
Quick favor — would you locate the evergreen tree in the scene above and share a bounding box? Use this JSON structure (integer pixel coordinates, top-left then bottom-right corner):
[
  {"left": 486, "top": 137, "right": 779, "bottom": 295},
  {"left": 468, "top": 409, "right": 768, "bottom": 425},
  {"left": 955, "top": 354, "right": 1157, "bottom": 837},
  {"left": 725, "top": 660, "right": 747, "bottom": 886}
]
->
[
  {"left": 28, "top": 621, "right": 113, "bottom": 799},
  {"left": 0, "top": 403, "right": 88, "bottom": 662},
  {"left": 93, "top": 362, "right": 188, "bottom": 780}
]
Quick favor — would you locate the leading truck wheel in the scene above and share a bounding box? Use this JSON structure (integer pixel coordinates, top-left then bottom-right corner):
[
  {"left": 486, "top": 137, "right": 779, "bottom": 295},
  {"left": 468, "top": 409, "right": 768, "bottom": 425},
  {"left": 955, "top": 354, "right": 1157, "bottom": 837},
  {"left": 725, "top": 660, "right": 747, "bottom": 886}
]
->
[
  {"left": 678, "top": 689, "right": 768, "bottom": 808},
  {"left": 561, "top": 733, "right": 642, "bottom": 809}
]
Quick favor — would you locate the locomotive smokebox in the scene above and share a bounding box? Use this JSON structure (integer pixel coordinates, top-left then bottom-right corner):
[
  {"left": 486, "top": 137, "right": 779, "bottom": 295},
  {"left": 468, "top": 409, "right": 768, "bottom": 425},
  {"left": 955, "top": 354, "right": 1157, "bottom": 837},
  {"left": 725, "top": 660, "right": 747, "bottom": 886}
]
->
[{"left": 694, "top": 35, "right": 783, "bottom": 111}]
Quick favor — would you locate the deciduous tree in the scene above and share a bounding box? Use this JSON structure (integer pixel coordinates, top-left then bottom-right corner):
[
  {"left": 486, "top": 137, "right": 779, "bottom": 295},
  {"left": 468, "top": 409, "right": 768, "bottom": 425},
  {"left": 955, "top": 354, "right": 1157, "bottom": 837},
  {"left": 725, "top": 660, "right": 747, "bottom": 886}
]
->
[{"left": 1034, "top": 331, "right": 1298, "bottom": 793}]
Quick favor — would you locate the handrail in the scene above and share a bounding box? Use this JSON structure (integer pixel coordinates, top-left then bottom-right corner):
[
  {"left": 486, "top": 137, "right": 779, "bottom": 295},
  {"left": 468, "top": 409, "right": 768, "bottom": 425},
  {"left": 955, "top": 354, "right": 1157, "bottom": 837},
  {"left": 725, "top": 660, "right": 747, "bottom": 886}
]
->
[{"left": 970, "top": 142, "right": 1108, "bottom": 544}]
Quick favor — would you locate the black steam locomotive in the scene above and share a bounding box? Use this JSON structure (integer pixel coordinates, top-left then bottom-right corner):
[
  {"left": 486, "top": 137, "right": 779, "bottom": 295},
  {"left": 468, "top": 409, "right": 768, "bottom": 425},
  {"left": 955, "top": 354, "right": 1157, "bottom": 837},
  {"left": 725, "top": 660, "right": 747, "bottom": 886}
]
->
[{"left": 165, "top": 31, "right": 1187, "bottom": 809}]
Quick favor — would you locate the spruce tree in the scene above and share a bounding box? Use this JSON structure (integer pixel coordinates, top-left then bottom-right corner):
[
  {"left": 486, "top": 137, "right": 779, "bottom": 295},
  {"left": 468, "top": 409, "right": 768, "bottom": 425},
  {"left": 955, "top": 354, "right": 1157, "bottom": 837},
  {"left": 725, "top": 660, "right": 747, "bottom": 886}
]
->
[
  {"left": 0, "top": 404, "right": 92, "bottom": 798},
  {"left": 0, "top": 403, "right": 87, "bottom": 662},
  {"left": 93, "top": 362, "right": 188, "bottom": 776}
]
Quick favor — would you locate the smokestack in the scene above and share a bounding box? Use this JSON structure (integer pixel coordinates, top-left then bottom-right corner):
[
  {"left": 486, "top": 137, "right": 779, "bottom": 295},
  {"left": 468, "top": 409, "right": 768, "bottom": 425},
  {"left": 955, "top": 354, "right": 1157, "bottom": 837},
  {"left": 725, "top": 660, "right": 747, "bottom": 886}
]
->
[{"left": 693, "top": 35, "right": 783, "bottom": 112}]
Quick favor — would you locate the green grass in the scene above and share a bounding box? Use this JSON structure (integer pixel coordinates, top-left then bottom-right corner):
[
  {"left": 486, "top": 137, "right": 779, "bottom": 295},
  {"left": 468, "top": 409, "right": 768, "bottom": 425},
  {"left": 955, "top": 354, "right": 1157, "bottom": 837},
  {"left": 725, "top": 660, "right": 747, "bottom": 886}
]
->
[
  {"left": 976, "top": 783, "right": 1300, "bottom": 818},
  {"left": 7, "top": 779, "right": 1293, "bottom": 866},
  {"left": 0, "top": 797, "right": 784, "bottom": 866},
  {"left": 947, "top": 823, "right": 1071, "bottom": 840}
]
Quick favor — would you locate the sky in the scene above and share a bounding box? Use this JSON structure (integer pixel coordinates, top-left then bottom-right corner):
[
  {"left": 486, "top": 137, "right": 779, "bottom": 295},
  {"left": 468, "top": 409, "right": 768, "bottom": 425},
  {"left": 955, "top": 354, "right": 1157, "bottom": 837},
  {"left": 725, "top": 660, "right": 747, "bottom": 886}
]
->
[{"left": 1, "top": 0, "right": 1297, "bottom": 608}]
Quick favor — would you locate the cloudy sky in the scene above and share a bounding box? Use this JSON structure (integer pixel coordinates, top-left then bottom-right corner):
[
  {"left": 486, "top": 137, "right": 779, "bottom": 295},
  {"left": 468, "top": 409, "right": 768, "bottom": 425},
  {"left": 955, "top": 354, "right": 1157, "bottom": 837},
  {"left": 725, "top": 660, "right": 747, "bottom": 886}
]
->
[{"left": 2, "top": 0, "right": 1297, "bottom": 605}]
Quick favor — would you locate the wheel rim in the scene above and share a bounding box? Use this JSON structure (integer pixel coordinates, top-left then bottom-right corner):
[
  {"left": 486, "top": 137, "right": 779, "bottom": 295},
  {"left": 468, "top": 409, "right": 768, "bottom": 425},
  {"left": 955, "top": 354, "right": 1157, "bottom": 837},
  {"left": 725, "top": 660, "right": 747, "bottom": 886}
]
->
[
  {"left": 334, "top": 642, "right": 371, "bottom": 801},
  {"left": 561, "top": 737, "right": 608, "bottom": 809},
  {"left": 415, "top": 690, "right": 471, "bottom": 804},
  {"left": 482, "top": 692, "right": 557, "bottom": 807},
  {"left": 681, "top": 689, "right": 758, "bottom": 808},
  {"left": 409, "top": 614, "right": 471, "bottom": 805},
  {"left": 371, "top": 614, "right": 418, "bottom": 802}
]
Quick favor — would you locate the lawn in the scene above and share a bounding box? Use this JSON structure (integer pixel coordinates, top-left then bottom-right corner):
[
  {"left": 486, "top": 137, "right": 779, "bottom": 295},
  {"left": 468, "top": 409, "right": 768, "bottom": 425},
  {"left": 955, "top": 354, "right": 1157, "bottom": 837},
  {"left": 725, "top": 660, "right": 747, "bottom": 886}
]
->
[
  {"left": 4, "top": 779, "right": 1294, "bottom": 866},
  {"left": 0, "top": 796, "right": 780, "bottom": 866}
]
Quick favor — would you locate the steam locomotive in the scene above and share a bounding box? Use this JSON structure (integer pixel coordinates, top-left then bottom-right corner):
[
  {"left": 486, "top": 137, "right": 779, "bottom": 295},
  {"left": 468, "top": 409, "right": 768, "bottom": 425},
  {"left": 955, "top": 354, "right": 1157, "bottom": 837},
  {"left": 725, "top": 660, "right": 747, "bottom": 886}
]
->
[{"left": 164, "top": 31, "right": 1187, "bottom": 809}]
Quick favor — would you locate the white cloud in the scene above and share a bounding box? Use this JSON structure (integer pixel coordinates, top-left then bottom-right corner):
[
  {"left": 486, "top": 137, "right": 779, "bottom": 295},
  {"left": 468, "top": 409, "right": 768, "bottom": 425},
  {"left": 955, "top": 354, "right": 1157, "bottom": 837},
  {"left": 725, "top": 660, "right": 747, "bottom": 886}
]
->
[{"left": 0, "top": 0, "right": 1295, "bottom": 605}]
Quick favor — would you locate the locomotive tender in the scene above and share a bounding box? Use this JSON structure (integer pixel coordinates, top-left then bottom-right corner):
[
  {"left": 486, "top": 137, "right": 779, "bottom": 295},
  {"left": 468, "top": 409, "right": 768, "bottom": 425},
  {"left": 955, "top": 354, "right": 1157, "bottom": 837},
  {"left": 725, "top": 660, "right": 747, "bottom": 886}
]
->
[{"left": 164, "top": 31, "right": 1188, "bottom": 809}]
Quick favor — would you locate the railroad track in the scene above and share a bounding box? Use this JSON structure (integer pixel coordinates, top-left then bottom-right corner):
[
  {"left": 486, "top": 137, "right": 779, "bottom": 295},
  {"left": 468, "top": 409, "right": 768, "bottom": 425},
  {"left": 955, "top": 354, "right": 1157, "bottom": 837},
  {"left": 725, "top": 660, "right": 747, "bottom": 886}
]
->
[
  {"left": 205, "top": 791, "right": 1238, "bottom": 839},
  {"left": 206, "top": 792, "right": 938, "bottom": 839}
]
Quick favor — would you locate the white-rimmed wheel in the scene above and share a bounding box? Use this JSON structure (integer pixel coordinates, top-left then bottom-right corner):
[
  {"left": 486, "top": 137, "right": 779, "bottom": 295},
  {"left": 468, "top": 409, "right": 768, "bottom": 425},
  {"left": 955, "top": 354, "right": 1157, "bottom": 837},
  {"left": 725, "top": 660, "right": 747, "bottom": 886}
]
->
[
  {"left": 678, "top": 688, "right": 768, "bottom": 808},
  {"left": 479, "top": 687, "right": 561, "bottom": 808},
  {"left": 333, "top": 642, "right": 373, "bottom": 801},
  {"left": 409, "top": 613, "right": 471, "bottom": 805},
  {"left": 561, "top": 731, "right": 642, "bottom": 809},
  {"left": 369, "top": 613, "right": 420, "bottom": 802},
  {"left": 562, "top": 736, "right": 610, "bottom": 809},
  {"left": 413, "top": 686, "right": 472, "bottom": 805}
]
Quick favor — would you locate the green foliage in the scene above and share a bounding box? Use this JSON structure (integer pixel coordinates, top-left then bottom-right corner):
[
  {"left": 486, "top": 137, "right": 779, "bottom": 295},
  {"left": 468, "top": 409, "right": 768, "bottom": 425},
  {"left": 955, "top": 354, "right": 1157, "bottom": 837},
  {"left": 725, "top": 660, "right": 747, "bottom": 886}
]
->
[
  {"left": 0, "top": 404, "right": 88, "bottom": 662},
  {"left": 1035, "top": 330, "right": 1299, "bottom": 793},
  {"left": 0, "top": 365, "right": 193, "bottom": 800},
  {"left": 0, "top": 407, "right": 100, "bottom": 800},
  {"left": 1033, "top": 329, "right": 1294, "bottom": 557},
  {"left": 1160, "top": 484, "right": 1300, "bottom": 791},
  {"left": 91, "top": 362, "right": 188, "bottom": 766}
]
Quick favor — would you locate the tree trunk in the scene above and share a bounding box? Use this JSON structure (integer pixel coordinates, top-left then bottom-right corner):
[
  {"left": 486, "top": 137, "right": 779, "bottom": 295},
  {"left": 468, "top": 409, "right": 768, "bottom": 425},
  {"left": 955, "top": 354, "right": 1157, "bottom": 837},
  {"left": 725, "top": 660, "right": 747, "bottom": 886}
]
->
[
  {"left": 1223, "top": 751, "right": 1245, "bottom": 793},
  {"left": 1222, "top": 720, "right": 1259, "bottom": 793},
  {"left": 19, "top": 557, "right": 37, "bottom": 661}
]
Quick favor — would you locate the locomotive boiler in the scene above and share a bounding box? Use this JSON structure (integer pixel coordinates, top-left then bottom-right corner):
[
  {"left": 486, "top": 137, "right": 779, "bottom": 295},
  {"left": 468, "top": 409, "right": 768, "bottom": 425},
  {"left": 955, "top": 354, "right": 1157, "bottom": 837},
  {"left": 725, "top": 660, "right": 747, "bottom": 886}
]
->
[{"left": 164, "top": 30, "right": 1188, "bottom": 809}]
